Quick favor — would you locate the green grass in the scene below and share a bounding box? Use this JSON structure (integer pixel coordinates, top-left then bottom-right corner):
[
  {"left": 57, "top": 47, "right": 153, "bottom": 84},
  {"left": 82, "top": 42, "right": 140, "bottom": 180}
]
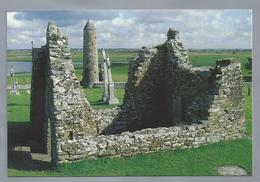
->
[
  {"left": 244, "top": 86, "right": 252, "bottom": 137},
  {"left": 7, "top": 90, "right": 30, "bottom": 122},
  {"left": 7, "top": 49, "right": 252, "bottom": 85},
  {"left": 72, "top": 50, "right": 137, "bottom": 63},
  {"left": 74, "top": 63, "right": 129, "bottom": 82},
  {"left": 7, "top": 50, "right": 32, "bottom": 62},
  {"left": 7, "top": 49, "right": 136, "bottom": 63},
  {"left": 84, "top": 87, "right": 124, "bottom": 110},
  {"left": 58, "top": 138, "right": 251, "bottom": 176},
  {"left": 7, "top": 88, "right": 124, "bottom": 123},
  {"left": 189, "top": 50, "right": 252, "bottom": 77},
  {"left": 7, "top": 63, "right": 129, "bottom": 85},
  {"left": 7, "top": 73, "right": 31, "bottom": 85},
  {"left": 7, "top": 85, "right": 252, "bottom": 176},
  {"left": 8, "top": 138, "right": 252, "bottom": 176}
]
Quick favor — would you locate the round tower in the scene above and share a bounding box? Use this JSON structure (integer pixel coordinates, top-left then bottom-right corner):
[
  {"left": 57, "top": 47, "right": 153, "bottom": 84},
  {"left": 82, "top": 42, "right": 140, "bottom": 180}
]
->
[{"left": 82, "top": 19, "right": 99, "bottom": 88}]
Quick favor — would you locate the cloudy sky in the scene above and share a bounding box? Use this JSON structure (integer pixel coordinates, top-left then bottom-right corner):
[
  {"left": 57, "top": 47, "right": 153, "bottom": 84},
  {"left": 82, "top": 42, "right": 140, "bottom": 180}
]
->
[{"left": 7, "top": 10, "right": 252, "bottom": 49}]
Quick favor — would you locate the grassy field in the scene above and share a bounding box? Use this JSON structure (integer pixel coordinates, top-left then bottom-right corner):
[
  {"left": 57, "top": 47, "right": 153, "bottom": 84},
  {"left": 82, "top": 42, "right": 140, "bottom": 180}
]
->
[
  {"left": 7, "top": 86, "right": 252, "bottom": 176},
  {"left": 6, "top": 49, "right": 252, "bottom": 85},
  {"left": 7, "top": 49, "right": 138, "bottom": 63}
]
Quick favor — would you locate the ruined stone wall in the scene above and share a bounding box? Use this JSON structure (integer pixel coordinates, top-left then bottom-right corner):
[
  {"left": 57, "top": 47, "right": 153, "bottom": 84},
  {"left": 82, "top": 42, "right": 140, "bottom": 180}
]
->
[
  {"left": 119, "top": 28, "right": 245, "bottom": 131},
  {"left": 118, "top": 47, "right": 173, "bottom": 131},
  {"left": 31, "top": 23, "right": 245, "bottom": 164},
  {"left": 207, "top": 59, "right": 245, "bottom": 139},
  {"left": 165, "top": 32, "right": 213, "bottom": 124},
  {"left": 30, "top": 47, "right": 48, "bottom": 153},
  {"left": 57, "top": 119, "right": 244, "bottom": 162},
  {"left": 45, "top": 22, "right": 99, "bottom": 164},
  {"left": 60, "top": 28, "right": 244, "bottom": 162},
  {"left": 117, "top": 29, "right": 209, "bottom": 131}
]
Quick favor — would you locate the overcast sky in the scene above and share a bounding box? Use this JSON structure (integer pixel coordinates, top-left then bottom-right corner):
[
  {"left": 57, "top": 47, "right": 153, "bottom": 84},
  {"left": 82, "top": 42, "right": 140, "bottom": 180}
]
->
[{"left": 7, "top": 10, "right": 252, "bottom": 49}]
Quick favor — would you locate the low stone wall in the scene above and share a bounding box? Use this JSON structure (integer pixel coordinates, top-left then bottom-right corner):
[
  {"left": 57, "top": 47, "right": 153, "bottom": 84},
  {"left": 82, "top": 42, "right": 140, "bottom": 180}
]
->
[
  {"left": 93, "top": 82, "right": 126, "bottom": 89},
  {"left": 96, "top": 108, "right": 120, "bottom": 134},
  {"left": 45, "top": 22, "right": 99, "bottom": 164},
  {"left": 57, "top": 120, "right": 244, "bottom": 162}
]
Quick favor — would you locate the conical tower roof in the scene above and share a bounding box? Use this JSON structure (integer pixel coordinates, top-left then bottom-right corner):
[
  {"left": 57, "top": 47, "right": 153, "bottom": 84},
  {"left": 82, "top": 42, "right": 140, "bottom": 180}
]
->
[{"left": 84, "top": 19, "right": 96, "bottom": 30}]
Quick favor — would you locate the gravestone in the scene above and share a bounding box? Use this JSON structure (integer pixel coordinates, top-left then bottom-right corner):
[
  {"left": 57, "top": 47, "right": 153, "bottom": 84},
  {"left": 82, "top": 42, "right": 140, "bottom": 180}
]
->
[
  {"left": 218, "top": 166, "right": 248, "bottom": 176},
  {"left": 9, "top": 65, "right": 20, "bottom": 95}
]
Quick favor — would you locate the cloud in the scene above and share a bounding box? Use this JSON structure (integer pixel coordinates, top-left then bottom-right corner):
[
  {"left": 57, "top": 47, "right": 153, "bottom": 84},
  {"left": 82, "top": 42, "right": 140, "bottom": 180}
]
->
[
  {"left": 14, "top": 11, "right": 118, "bottom": 27},
  {"left": 7, "top": 10, "right": 252, "bottom": 49},
  {"left": 112, "top": 15, "right": 134, "bottom": 27},
  {"left": 7, "top": 12, "right": 25, "bottom": 28}
]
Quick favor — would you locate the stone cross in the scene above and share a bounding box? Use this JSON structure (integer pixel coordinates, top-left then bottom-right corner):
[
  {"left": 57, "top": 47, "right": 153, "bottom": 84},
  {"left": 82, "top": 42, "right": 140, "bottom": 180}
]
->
[
  {"left": 102, "top": 49, "right": 109, "bottom": 102},
  {"left": 9, "top": 65, "right": 20, "bottom": 95},
  {"left": 101, "top": 48, "right": 119, "bottom": 104}
]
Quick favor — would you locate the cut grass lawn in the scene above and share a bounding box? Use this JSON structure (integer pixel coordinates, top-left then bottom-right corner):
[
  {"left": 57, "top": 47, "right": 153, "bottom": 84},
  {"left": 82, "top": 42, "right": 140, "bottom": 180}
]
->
[
  {"left": 8, "top": 138, "right": 252, "bottom": 176},
  {"left": 7, "top": 63, "right": 129, "bottom": 85},
  {"left": 7, "top": 86, "right": 252, "bottom": 176},
  {"left": 84, "top": 87, "right": 124, "bottom": 110}
]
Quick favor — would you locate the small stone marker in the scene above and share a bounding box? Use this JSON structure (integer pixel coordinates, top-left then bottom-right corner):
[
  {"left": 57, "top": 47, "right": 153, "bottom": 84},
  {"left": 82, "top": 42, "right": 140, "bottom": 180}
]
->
[
  {"left": 217, "top": 165, "right": 248, "bottom": 176},
  {"left": 9, "top": 65, "right": 20, "bottom": 95},
  {"left": 26, "top": 78, "right": 31, "bottom": 94}
]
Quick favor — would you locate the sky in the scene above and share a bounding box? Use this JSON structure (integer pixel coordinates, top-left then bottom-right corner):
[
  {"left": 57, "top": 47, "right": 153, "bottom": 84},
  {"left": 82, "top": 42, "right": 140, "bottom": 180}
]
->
[{"left": 7, "top": 10, "right": 252, "bottom": 49}]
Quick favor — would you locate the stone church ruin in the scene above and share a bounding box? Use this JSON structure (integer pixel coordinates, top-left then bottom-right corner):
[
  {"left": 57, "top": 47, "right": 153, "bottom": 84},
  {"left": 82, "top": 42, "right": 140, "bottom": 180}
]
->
[{"left": 30, "top": 22, "right": 245, "bottom": 165}]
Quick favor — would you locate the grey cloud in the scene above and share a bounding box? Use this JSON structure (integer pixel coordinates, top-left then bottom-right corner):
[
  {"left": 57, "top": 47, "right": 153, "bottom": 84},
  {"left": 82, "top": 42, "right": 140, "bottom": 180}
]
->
[
  {"left": 14, "top": 11, "right": 119, "bottom": 27},
  {"left": 7, "top": 10, "right": 252, "bottom": 49}
]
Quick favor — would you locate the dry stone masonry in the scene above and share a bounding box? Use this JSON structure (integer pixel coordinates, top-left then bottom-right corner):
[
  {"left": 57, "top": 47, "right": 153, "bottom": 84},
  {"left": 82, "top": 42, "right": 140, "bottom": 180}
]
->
[{"left": 30, "top": 22, "right": 245, "bottom": 165}]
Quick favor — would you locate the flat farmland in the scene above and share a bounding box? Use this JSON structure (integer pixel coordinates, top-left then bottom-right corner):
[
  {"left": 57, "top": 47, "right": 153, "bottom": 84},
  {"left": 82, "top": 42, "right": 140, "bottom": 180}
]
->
[{"left": 6, "top": 49, "right": 252, "bottom": 85}]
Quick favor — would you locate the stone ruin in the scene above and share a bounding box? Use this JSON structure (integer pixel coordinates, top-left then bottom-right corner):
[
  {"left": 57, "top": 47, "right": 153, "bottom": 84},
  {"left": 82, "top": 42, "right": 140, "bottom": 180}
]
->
[
  {"left": 30, "top": 22, "right": 245, "bottom": 165},
  {"left": 82, "top": 20, "right": 99, "bottom": 88}
]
